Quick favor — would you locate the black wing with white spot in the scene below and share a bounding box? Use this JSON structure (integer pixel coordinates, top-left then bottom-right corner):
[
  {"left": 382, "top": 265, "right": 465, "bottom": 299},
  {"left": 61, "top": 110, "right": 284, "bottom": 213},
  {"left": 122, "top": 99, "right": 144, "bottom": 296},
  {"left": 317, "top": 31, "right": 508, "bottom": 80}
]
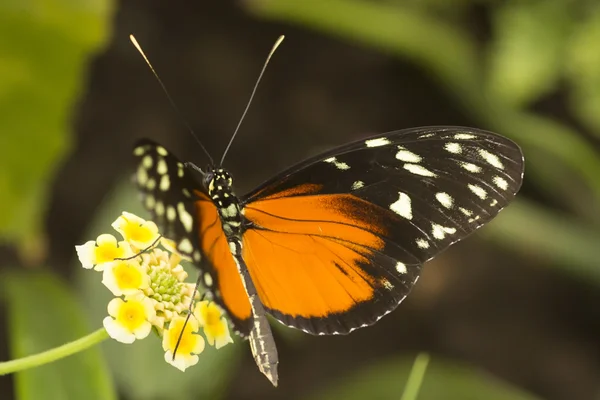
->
[
  {"left": 240, "top": 126, "right": 523, "bottom": 334},
  {"left": 132, "top": 140, "right": 232, "bottom": 321},
  {"left": 243, "top": 126, "right": 523, "bottom": 266}
]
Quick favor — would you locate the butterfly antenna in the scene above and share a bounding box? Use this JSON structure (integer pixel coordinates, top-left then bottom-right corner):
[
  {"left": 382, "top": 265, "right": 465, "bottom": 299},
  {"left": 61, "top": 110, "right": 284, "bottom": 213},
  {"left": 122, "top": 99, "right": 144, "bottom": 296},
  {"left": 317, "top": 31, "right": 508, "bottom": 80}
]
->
[
  {"left": 219, "top": 35, "right": 285, "bottom": 166},
  {"left": 130, "top": 34, "right": 214, "bottom": 165}
]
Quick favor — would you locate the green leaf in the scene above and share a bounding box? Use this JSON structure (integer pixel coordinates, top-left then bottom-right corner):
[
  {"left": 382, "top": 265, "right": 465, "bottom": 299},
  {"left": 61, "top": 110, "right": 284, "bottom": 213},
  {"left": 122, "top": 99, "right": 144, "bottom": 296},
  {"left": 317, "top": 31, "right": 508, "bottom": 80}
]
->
[
  {"left": 565, "top": 7, "right": 600, "bottom": 137},
  {"left": 307, "top": 355, "right": 540, "bottom": 400},
  {"left": 482, "top": 198, "right": 600, "bottom": 281},
  {"left": 0, "top": 0, "right": 113, "bottom": 245},
  {"left": 2, "top": 271, "right": 116, "bottom": 400},
  {"left": 75, "top": 180, "right": 241, "bottom": 400},
  {"left": 487, "top": 0, "right": 572, "bottom": 107}
]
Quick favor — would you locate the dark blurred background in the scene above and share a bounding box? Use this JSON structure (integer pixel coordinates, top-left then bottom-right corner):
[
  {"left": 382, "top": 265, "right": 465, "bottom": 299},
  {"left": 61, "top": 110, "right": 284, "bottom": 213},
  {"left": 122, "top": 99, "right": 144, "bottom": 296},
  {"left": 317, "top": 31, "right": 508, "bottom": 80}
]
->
[{"left": 2, "top": 1, "right": 600, "bottom": 399}]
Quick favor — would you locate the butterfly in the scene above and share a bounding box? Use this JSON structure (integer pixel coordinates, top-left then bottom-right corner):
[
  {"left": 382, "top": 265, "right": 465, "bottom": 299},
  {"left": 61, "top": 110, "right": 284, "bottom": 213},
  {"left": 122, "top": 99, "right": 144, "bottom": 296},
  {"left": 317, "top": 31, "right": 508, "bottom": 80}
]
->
[{"left": 132, "top": 126, "right": 524, "bottom": 385}]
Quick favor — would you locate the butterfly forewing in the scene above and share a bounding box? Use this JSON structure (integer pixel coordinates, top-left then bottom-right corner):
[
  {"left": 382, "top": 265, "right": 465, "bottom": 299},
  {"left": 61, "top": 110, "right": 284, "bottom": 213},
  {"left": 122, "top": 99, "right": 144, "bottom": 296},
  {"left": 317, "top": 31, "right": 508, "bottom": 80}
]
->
[
  {"left": 132, "top": 139, "right": 252, "bottom": 336},
  {"left": 240, "top": 126, "right": 523, "bottom": 334}
]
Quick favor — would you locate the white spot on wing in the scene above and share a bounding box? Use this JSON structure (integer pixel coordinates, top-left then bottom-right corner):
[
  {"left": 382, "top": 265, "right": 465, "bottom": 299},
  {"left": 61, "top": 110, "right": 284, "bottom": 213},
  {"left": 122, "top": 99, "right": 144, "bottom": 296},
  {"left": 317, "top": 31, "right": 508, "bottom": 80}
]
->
[
  {"left": 404, "top": 163, "right": 437, "bottom": 177},
  {"left": 493, "top": 176, "right": 508, "bottom": 190},
  {"left": 431, "top": 223, "right": 456, "bottom": 240},
  {"left": 444, "top": 142, "right": 462, "bottom": 154},
  {"left": 142, "top": 155, "right": 153, "bottom": 168},
  {"left": 454, "top": 133, "right": 476, "bottom": 140},
  {"left": 166, "top": 205, "right": 176, "bottom": 221},
  {"left": 178, "top": 238, "right": 193, "bottom": 254},
  {"left": 459, "top": 207, "right": 473, "bottom": 216},
  {"left": 133, "top": 146, "right": 146, "bottom": 156},
  {"left": 459, "top": 162, "right": 482, "bottom": 173},
  {"left": 416, "top": 238, "right": 430, "bottom": 249},
  {"left": 365, "top": 137, "right": 390, "bottom": 147},
  {"left": 155, "top": 201, "right": 165, "bottom": 216},
  {"left": 396, "top": 262, "right": 407, "bottom": 274},
  {"left": 324, "top": 157, "right": 350, "bottom": 170},
  {"left": 435, "top": 192, "right": 453, "bottom": 209},
  {"left": 396, "top": 147, "right": 422, "bottom": 163},
  {"left": 147, "top": 178, "right": 156, "bottom": 190},
  {"left": 351, "top": 181, "right": 365, "bottom": 190},
  {"left": 390, "top": 192, "right": 412, "bottom": 220},
  {"left": 156, "top": 146, "right": 168, "bottom": 156},
  {"left": 159, "top": 174, "right": 170, "bottom": 191},
  {"left": 204, "top": 273, "right": 213, "bottom": 287},
  {"left": 478, "top": 149, "right": 504, "bottom": 170},
  {"left": 177, "top": 203, "right": 193, "bottom": 232},
  {"left": 137, "top": 166, "right": 148, "bottom": 185},
  {"left": 381, "top": 279, "right": 394, "bottom": 290},
  {"left": 157, "top": 159, "right": 168, "bottom": 175},
  {"left": 145, "top": 195, "right": 155, "bottom": 209},
  {"left": 468, "top": 184, "right": 487, "bottom": 199}
]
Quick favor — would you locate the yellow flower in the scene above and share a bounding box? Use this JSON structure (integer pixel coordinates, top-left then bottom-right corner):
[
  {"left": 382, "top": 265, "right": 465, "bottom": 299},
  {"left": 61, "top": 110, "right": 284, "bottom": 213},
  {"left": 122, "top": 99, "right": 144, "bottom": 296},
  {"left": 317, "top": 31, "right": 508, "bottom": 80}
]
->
[
  {"left": 76, "top": 234, "right": 133, "bottom": 271},
  {"left": 194, "top": 301, "right": 233, "bottom": 349},
  {"left": 103, "top": 294, "right": 156, "bottom": 344},
  {"left": 102, "top": 260, "right": 150, "bottom": 296},
  {"left": 163, "top": 316, "right": 205, "bottom": 371},
  {"left": 112, "top": 212, "right": 160, "bottom": 250}
]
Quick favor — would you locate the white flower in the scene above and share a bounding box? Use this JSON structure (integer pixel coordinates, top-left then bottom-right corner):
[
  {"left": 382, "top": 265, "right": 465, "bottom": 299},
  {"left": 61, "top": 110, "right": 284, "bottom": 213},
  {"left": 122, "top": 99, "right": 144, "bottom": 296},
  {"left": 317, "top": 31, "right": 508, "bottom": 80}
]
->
[
  {"left": 162, "top": 316, "right": 205, "bottom": 371},
  {"left": 112, "top": 212, "right": 160, "bottom": 250},
  {"left": 103, "top": 294, "right": 156, "bottom": 344},
  {"left": 76, "top": 234, "right": 133, "bottom": 271}
]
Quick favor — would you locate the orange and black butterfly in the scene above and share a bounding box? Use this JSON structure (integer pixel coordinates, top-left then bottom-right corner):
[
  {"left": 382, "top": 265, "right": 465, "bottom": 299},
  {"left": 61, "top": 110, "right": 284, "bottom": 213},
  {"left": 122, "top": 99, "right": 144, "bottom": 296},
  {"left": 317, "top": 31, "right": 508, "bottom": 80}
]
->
[{"left": 133, "top": 126, "right": 524, "bottom": 385}]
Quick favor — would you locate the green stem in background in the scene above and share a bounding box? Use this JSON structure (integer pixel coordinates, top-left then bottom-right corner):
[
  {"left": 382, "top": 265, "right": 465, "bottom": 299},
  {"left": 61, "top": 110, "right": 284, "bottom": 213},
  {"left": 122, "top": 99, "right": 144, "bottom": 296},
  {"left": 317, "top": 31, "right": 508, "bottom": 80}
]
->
[
  {"left": 247, "top": 0, "right": 600, "bottom": 219},
  {"left": 400, "top": 353, "right": 430, "bottom": 400},
  {"left": 0, "top": 328, "right": 109, "bottom": 375}
]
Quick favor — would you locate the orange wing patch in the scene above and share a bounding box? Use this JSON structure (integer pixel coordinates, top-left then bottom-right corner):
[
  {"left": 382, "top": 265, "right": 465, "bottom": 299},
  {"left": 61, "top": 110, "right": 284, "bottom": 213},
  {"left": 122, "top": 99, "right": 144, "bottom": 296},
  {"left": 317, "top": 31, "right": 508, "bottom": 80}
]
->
[
  {"left": 243, "top": 193, "right": 388, "bottom": 319},
  {"left": 195, "top": 192, "right": 251, "bottom": 323}
]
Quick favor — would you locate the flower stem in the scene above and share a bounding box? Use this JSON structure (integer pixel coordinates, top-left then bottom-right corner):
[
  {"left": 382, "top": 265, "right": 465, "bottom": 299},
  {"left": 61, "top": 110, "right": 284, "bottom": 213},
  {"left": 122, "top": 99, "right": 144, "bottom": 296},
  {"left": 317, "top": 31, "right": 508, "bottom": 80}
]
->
[
  {"left": 400, "top": 352, "right": 430, "bottom": 400},
  {"left": 0, "top": 328, "right": 109, "bottom": 375}
]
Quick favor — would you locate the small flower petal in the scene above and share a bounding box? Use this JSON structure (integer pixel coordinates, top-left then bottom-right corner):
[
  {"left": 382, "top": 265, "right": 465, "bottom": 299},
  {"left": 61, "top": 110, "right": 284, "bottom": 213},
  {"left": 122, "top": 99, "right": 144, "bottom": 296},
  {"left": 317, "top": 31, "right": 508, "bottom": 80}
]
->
[
  {"left": 75, "top": 240, "right": 96, "bottom": 269},
  {"left": 195, "top": 301, "right": 233, "bottom": 349},
  {"left": 162, "top": 316, "right": 205, "bottom": 371},
  {"left": 103, "top": 316, "right": 136, "bottom": 344},
  {"left": 164, "top": 350, "right": 199, "bottom": 372},
  {"left": 76, "top": 234, "right": 134, "bottom": 271},
  {"left": 112, "top": 212, "right": 160, "bottom": 250},
  {"left": 102, "top": 260, "right": 149, "bottom": 296},
  {"left": 104, "top": 295, "right": 156, "bottom": 343}
]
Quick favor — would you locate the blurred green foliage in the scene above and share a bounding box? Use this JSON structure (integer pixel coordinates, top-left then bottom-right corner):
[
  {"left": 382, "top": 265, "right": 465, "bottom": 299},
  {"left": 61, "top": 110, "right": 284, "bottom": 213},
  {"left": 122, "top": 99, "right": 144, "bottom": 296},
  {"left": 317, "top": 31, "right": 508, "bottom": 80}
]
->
[
  {"left": 0, "top": 0, "right": 112, "bottom": 246},
  {"left": 1, "top": 272, "right": 115, "bottom": 400},
  {"left": 307, "top": 355, "right": 540, "bottom": 400},
  {"left": 2, "top": 0, "right": 600, "bottom": 399}
]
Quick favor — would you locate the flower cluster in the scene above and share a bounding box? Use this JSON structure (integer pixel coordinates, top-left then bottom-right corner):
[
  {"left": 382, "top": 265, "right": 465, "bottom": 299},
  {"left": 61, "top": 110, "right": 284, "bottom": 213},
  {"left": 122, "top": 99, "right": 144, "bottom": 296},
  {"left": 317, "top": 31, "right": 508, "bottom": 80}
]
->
[{"left": 76, "top": 212, "right": 233, "bottom": 371}]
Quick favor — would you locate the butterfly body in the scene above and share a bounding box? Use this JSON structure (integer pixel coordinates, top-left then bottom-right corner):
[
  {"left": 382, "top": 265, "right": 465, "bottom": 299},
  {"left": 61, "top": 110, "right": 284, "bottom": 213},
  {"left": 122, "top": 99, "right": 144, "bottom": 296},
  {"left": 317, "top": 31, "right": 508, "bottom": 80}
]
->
[{"left": 133, "top": 126, "right": 524, "bottom": 385}]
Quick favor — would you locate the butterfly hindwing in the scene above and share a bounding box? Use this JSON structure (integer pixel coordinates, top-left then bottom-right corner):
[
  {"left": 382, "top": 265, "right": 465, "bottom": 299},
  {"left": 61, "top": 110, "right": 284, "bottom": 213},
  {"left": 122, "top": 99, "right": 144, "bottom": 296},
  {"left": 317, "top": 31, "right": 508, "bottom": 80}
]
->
[{"left": 240, "top": 126, "right": 523, "bottom": 334}]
